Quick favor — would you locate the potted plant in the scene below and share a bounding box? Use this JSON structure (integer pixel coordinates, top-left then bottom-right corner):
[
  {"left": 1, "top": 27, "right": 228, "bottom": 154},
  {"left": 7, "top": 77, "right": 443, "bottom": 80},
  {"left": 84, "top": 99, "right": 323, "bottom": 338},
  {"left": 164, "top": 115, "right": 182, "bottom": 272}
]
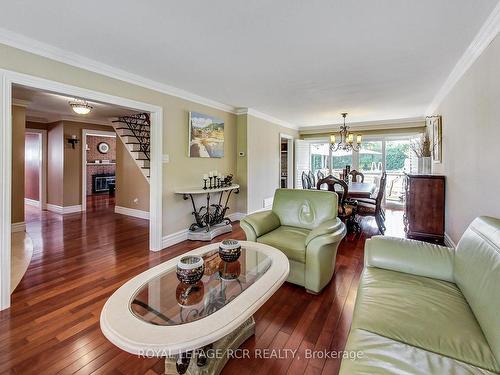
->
[{"left": 411, "top": 133, "right": 432, "bottom": 174}]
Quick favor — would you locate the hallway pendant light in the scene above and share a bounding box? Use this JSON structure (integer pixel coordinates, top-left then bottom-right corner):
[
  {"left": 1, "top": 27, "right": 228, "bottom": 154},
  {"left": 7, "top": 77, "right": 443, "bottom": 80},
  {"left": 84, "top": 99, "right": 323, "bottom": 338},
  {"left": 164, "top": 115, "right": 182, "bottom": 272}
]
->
[
  {"left": 69, "top": 99, "right": 93, "bottom": 115},
  {"left": 329, "top": 113, "right": 361, "bottom": 152}
]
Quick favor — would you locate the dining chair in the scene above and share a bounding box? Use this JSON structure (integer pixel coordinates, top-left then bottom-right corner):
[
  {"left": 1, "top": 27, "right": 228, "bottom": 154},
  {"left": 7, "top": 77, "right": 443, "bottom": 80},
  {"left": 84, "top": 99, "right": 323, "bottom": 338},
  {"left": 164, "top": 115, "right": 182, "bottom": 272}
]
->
[
  {"left": 356, "top": 173, "right": 385, "bottom": 218},
  {"left": 301, "top": 171, "right": 312, "bottom": 189},
  {"left": 349, "top": 169, "right": 365, "bottom": 183},
  {"left": 356, "top": 172, "right": 387, "bottom": 234},
  {"left": 317, "top": 176, "right": 360, "bottom": 233},
  {"left": 308, "top": 170, "right": 316, "bottom": 188},
  {"left": 317, "top": 170, "right": 325, "bottom": 181}
]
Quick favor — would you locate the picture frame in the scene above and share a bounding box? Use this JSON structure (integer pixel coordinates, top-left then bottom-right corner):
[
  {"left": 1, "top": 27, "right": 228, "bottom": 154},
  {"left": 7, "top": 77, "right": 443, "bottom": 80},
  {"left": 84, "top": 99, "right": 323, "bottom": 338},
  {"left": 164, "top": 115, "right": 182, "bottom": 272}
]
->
[
  {"left": 188, "top": 111, "right": 224, "bottom": 158},
  {"left": 427, "top": 115, "right": 442, "bottom": 163}
]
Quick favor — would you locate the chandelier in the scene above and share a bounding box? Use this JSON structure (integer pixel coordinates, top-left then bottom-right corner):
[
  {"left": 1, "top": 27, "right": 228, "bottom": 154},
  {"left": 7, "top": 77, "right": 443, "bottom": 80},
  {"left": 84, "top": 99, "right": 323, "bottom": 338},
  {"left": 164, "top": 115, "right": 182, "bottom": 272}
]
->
[
  {"left": 329, "top": 113, "right": 361, "bottom": 152},
  {"left": 69, "top": 99, "right": 93, "bottom": 115}
]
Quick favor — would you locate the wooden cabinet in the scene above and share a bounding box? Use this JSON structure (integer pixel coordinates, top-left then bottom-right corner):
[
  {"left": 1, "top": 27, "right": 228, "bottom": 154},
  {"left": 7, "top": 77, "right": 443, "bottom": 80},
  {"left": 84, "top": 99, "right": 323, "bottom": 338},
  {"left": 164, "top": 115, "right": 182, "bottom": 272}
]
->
[{"left": 404, "top": 174, "right": 445, "bottom": 244}]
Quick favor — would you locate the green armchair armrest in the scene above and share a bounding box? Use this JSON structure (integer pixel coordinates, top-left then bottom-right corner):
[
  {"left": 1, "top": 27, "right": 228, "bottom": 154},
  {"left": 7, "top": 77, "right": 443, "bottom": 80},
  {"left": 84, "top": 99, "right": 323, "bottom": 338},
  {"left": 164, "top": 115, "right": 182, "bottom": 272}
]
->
[
  {"left": 365, "top": 236, "right": 455, "bottom": 282},
  {"left": 305, "top": 218, "right": 345, "bottom": 246},
  {"left": 305, "top": 218, "right": 346, "bottom": 293},
  {"left": 240, "top": 211, "right": 281, "bottom": 241}
]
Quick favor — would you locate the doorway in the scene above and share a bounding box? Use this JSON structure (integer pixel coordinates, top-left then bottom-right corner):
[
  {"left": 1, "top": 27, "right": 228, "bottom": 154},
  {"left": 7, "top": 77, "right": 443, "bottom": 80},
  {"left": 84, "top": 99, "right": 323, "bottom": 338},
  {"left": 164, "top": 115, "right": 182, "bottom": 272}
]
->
[
  {"left": 82, "top": 130, "right": 117, "bottom": 211},
  {"left": 24, "top": 129, "right": 47, "bottom": 210},
  {"left": 279, "top": 133, "right": 294, "bottom": 188},
  {"left": 0, "top": 69, "right": 164, "bottom": 310}
]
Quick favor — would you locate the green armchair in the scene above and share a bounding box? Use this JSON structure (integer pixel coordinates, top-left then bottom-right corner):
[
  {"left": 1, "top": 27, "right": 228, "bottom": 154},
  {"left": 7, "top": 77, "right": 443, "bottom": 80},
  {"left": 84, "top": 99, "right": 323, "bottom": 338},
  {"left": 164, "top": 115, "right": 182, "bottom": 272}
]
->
[{"left": 241, "top": 189, "right": 346, "bottom": 293}]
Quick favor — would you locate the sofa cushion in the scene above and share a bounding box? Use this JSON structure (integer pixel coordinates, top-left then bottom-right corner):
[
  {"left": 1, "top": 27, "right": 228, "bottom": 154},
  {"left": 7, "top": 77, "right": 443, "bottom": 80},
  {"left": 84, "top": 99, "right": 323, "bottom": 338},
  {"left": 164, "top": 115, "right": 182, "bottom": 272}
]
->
[
  {"left": 351, "top": 267, "right": 499, "bottom": 372},
  {"left": 272, "top": 189, "right": 337, "bottom": 230},
  {"left": 340, "top": 329, "right": 497, "bottom": 375},
  {"left": 257, "top": 226, "right": 309, "bottom": 263},
  {"left": 454, "top": 216, "right": 500, "bottom": 364}
]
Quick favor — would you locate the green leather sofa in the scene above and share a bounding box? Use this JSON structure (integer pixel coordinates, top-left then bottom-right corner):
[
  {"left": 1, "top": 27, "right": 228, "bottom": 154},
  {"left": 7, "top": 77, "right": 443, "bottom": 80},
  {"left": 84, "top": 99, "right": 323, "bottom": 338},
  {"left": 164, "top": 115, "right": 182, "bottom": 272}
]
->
[
  {"left": 340, "top": 216, "right": 500, "bottom": 375},
  {"left": 241, "top": 188, "right": 346, "bottom": 293}
]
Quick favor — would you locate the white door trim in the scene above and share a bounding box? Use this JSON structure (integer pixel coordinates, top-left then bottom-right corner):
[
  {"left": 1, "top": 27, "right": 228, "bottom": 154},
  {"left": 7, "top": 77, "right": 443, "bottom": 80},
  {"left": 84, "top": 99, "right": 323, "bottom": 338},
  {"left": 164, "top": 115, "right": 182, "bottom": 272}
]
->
[
  {"left": 0, "top": 68, "right": 164, "bottom": 311},
  {"left": 25, "top": 128, "right": 47, "bottom": 210},
  {"left": 82, "top": 129, "right": 116, "bottom": 210}
]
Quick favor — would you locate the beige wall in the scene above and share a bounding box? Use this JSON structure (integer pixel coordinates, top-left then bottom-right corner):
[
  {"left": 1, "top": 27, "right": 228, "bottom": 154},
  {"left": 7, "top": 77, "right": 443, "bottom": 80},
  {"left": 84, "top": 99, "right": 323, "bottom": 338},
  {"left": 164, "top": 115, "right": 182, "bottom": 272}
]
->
[
  {"left": 11, "top": 105, "right": 26, "bottom": 223},
  {"left": 0, "top": 43, "right": 238, "bottom": 236},
  {"left": 433, "top": 34, "right": 500, "bottom": 244},
  {"left": 246, "top": 115, "right": 299, "bottom": 213},
  {"left": 115, "top": 137, "right": 150, "bottom": 211}
]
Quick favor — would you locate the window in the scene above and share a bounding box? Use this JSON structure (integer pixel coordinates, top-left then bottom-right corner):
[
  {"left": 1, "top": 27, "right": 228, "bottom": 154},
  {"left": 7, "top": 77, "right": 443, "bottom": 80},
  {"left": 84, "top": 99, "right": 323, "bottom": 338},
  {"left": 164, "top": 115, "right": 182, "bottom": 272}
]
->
[
  {"left": 385, "top": 139, "right": 411, "bottom": 206},
  {"left": 331, "top": 150, "right": 352, "bottom": 176},
  {"left": 310, "top": 143, "right": 329, "bottom": 176},
  {"left": 359, "top": 140, "right": 383, "bottom": 184},
  {"left": 304, "top": 134, "right": 423, "bottom": 205}
]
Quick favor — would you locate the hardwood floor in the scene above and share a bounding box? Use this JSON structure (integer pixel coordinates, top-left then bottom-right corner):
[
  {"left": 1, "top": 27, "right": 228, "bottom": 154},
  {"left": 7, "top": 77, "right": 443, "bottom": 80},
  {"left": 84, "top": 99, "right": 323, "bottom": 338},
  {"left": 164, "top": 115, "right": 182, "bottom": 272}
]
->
[{"left": 1, "top": 196, "right": 403, "bottom": 374}]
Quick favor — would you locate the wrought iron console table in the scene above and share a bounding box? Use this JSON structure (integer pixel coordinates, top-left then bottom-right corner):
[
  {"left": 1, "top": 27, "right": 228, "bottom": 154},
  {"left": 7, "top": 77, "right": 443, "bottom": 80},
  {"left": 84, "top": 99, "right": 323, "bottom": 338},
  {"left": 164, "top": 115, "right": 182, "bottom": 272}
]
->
[{"left": 175, "top": 184, "right": 240, "bottom": 241}]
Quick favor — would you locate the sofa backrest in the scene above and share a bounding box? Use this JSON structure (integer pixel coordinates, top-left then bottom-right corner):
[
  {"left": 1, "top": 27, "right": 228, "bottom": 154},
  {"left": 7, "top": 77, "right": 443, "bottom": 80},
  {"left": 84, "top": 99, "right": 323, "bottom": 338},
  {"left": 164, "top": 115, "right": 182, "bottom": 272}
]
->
[
  {"left": 272, "top": 188, "right": 337, "bottom": 230},
  {"left": 454, "top": 216, "right": 500, "bottom": 363}
]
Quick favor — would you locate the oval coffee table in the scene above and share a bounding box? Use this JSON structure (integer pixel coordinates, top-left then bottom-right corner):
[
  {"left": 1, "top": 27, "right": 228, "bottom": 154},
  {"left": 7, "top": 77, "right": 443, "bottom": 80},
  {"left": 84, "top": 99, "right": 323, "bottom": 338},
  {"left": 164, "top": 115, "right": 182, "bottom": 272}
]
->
[{"left": 100, "top": 241, "right": 289, "bottom": 374}]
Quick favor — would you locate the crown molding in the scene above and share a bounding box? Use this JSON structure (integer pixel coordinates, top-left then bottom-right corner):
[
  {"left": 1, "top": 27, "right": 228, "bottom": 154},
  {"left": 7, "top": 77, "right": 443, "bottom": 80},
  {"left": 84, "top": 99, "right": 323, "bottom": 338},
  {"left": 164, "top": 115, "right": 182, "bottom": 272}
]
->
[
  {"left": 427, "top": 2, "right": 500, "bottom": 114},
  {"left": 299, "top": 116, "right": 425, "bottom": 133},
  {"left": 0, "top": 27, "right": 235, "bottom": 114},
  {"left": 26, "top": 109, "right": 113, "bottom": 126},
  {"left": 236, "top": 108, "right": 298, "bottom": 130},
  {"left": 12, "top": 98, "right": 30, "bottom": 107}
]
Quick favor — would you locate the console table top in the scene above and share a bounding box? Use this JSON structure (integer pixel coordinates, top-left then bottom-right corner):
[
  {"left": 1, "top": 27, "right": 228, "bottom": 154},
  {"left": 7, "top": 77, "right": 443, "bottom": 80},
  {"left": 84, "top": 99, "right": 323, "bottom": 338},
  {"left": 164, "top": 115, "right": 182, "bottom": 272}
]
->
[{"left": 175, "top": 184, "right": 240, "bottom": 195}]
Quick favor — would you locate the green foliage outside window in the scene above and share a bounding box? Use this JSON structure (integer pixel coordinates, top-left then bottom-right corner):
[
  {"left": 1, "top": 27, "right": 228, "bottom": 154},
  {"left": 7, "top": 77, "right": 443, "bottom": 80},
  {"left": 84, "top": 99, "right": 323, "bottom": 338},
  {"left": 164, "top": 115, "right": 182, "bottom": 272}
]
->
[
  {"left": 331, "top": 156, "right": 353, "bottom": 170},
  {"left": 385, "top": 143, "right": 409, "bottom": 171},
  {"left": 311, "top": 154, "right": 323, "bottom": 172},
  {"left": 311, "top": 141, "right": 410, "bottom": 173}
]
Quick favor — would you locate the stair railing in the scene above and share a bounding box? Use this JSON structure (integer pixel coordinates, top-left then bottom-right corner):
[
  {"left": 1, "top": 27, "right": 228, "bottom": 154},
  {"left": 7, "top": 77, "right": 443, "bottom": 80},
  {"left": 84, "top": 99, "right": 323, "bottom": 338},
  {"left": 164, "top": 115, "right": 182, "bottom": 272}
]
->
[{"left": 113, "top": 113, "right": 151, "bottom": 161}]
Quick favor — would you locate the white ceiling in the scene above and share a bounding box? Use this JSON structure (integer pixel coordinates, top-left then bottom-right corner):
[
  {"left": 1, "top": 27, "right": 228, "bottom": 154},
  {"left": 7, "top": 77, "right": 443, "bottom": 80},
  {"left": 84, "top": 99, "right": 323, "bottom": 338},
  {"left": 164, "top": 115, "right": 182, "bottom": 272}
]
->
[
  {"left": 1, "top": 1, "right": 498, "bottom": 127},
  {"left": 13, "top": 85, "right": 139, "bottom": 123}
]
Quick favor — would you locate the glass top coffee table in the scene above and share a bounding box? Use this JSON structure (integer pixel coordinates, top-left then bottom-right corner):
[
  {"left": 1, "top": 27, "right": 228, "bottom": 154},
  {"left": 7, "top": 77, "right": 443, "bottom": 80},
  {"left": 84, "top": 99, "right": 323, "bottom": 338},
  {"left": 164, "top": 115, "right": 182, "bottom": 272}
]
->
[{"left": 100, "top": 241, "right": 289, "bottom": 375}]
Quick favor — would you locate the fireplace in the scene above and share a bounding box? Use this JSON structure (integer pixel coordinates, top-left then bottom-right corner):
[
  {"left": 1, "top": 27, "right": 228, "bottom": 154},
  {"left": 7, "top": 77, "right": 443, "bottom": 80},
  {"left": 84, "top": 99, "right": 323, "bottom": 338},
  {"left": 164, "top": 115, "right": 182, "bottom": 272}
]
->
[{"left": 92, "top": 173, "right": 115, "bottom": 193}]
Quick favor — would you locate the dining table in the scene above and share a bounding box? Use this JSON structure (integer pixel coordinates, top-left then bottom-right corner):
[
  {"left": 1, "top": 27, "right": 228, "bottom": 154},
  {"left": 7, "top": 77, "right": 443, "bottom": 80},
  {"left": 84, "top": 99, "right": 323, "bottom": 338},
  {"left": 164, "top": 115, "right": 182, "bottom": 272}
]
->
[{"left": 318, "top": 181, "right": 376, "bottom": 199}]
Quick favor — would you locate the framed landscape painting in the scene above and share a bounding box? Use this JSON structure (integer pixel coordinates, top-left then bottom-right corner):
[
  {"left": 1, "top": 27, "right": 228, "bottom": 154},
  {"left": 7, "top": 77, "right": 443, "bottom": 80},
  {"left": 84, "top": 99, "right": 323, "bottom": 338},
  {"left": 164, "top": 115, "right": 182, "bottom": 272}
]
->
[{"left": 188, "top": 112, "right": 224, "bottom": 158}]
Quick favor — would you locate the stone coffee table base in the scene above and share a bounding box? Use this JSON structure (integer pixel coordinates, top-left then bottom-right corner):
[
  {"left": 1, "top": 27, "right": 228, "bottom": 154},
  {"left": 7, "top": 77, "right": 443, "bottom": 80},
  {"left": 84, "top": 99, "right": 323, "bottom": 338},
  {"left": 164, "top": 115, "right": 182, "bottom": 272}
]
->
[{"left": 165, "top": 316, "right": 255, "bottom": 375}]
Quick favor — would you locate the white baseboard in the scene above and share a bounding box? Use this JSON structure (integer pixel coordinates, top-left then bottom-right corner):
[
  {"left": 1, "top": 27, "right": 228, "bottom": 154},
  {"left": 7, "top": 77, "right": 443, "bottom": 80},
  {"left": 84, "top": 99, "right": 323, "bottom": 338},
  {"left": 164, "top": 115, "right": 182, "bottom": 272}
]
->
[
  {"left": 162, "top": 229, "right": 188, "bottom": 249},
  {"left": 444, "top": 232, "right": 457, "bottom": 249},
  {"left": 160, "top": 212, "right": 247, "bottom": 250},
  {"left": 248, "top": 207, "right": 272, "bottom": 214},
  {"left": 11, "top": 222, "right": 26, "bottom": 232},
  {"left": 228, "top": 212, "right": 246, "bottom": 221},
  {"left": 114, "top": 205, "right": 150, "bottom": 220},
  {"left": 46, "top": 204, "right": 82, "bottom": 214},
  {"left": 24, "top": 198, "right": 40, "bottom": 207}
]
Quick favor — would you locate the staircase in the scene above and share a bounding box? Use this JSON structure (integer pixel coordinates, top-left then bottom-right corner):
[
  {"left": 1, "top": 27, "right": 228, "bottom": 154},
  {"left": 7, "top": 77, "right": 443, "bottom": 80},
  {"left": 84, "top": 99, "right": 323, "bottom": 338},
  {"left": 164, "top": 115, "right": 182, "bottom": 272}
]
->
[{"left": 112, "top": 113, "right": 151, "bottom": 181}]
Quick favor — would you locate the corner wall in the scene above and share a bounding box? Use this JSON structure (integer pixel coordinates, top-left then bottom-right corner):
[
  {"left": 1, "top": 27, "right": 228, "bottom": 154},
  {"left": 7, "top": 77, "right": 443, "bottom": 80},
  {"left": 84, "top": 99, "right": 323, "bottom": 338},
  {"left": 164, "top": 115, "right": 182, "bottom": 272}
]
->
[
  {"left": 245, "top": 115, "right": 298, "bottom": 214},
  {"left": 433, "top": 34, "right": 500, "bottom": 243},
  {"left": 115, "top": 137, "right": 150, "bottom": 212},
  {"left": 235, "top": 115, "right": 248, "bottom": 214}
]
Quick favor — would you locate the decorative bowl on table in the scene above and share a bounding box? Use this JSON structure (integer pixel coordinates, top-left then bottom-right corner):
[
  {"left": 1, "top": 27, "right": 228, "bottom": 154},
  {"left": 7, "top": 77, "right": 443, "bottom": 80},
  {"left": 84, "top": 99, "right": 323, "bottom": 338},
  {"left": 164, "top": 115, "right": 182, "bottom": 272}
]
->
[
  {"left": 176, "top": 255, "right": 205, "bottom": 284},
  {"left": 218, "top": 239, "right": 241, "bottom": 262}
]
